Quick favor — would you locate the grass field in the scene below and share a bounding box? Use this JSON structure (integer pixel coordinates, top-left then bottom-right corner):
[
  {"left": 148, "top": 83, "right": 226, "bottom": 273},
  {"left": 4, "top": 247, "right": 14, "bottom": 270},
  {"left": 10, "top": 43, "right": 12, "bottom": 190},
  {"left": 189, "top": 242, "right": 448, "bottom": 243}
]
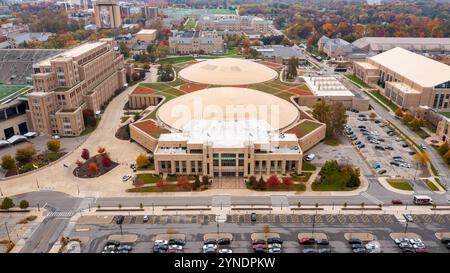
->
[
  {"left": 344, "top": 74, "right": 371, "bottom": 89},
  {"left": 159, "top": 56, "right": 194, "bottom": 65},
  {"left": 0, "top": 84, "right": 32, "bottom": 104},
  {"left": 368, "top": 91, "right": 399, "bottom": 112},
  {"left": 184, "top": 18, "right": 197, "bottom": 29},
  {"left": 387, "top": 179, "right": 413, "bottom": 191},
  {"left": 423, "top": 179, "right": 439, "bottom": 191}
]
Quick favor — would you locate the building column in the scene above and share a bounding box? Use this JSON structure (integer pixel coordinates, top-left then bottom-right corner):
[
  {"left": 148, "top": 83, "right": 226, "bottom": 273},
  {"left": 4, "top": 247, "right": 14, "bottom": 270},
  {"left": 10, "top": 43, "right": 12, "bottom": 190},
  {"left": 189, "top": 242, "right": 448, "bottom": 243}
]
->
[
  {"left": 154, "top": 160, "right": 160, "bottom": 174},
  {"left": 170, "top": 160, "right": 175, "bottom": 174},
  {"left": 282, "top": 160, "right": 286, "bottom": 176},
  {"left": 296, "top": 160, "right": 302, "bottom": 174},
  {"left": 266, "top": 160, "right": 270, "bottom": 176}
]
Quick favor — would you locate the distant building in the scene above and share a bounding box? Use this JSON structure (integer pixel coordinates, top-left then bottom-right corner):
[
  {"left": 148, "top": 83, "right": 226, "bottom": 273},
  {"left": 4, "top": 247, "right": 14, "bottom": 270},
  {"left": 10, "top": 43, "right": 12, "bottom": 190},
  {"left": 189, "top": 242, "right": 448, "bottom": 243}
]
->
[
  {"left": 144, "top": 6, "right": 158, "bottom": 19},
  {"left": 352, "top": 37, "right": 450, "bottom": 55},
  {"left": 93, "top": 0, "right": 122, "bottom": 29},
  {"left": 169, "top": 30, "right": 224, "bottom": 55},
  {"left": 198, "top": 15, "right": 271, "bottom": 33},
  {"left": 317, "top": 36, "right": 355, "bottom": 59},
  {"left": 28, "top": 39, "right": 126, "bottom": 136},
  {"left": 252, "top": 45, "right": 306, "bottom": 64},
  {"left": 136, "top": 29, "right": 157, "bottom": 43},
  {"left": 0, "top": 84, "right": 33, "bottom": 140},
  {"left": 353, "top": 47, "right": 450, "bottom": 111},
  {"left": 6, "top": 32, "right": 54, "bottom": 48}
]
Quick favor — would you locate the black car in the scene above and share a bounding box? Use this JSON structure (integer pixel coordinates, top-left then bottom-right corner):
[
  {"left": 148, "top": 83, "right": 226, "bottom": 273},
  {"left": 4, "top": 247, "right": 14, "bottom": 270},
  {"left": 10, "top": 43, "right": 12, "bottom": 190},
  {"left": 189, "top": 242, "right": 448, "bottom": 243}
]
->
[
  {"left": 352, "top": 247, "right": 366, "bottom": 253},
  {"left": 385, "top": 146, "right": 394, "bottom": 150},
  {"left": 358, "top": 125, "right": 366, "bottom": 129},
  {"left": 254, "top": 248, "right": 266, "bottom": 253},
  {"left": 169, "top": 239, "right": 186, "bottom": 246},
  {"left": 374, "top": 119, "right": 381, "bottom": 124},
  {"left": 377, "top": 138, "right": 385, "bottom": 142},
  {"left": 218, "top": 238, "right": 231, "bottom": 245},
  {"left": 348, "top": 239, "right": 362, "bottom": 245},
  {"left": 408, "top": 151, "right": 416, "bottom": 155},
  {"left": 106, "top": 240, "right": 121, "bottom": 246},
  {"left": 267, "top": 238, "right": 283, "bottom": 244},
  {"left": 402, "top": 143, "right": 409, "bottom": 148},
  {"left": 375, "top": 145, "right": 385, "bottom": 150},
  {"left": 115, "top": 215, "right": 124, "bottom": 225},
  {"left": 358, "top": 114, "right": 365, "bottom": 118},
  {"left": 153, "top": 245, "right": 166, "bottom": 253},
  {"left": 358, "top": 143, "right": 366, "bottom": 149},
  {"left": 251, "top": 213, "right": 257, "bottom": 222},
  {"left": 441, "top": 237, "right": 450, "bottom": 244},
  {"left": 316, "top": 239, "right": 329, "bottom": 245},
  {"left": 351, "top": 243, "right": 363, "bottom": 250},
  {"left": 204, "top": 239, "right": 217, "bottom": 245},
  {"left": 447, "top": 243, "right": 450, "bottom": 249},
  {"left": 390, "top": 161, "right": 400, "bottom": 166},
  {"left": 402, "top": 248, "right": 414, "bottom": 253}
]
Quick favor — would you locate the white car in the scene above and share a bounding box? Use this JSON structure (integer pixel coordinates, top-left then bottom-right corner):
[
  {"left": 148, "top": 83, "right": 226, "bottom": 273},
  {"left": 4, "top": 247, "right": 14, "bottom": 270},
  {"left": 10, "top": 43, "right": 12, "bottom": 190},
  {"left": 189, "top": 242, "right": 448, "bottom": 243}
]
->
[
  {"left": 395, "top": 137, "right": 402, "bottom": 142},
  {"left": 419, "top": 144, "right": 427, "bottom": 150},
  {"left": 268, "top": 247, "right": 281, "bottom": 253},
  {"left": 413, "top": 242, "right": 426, "bottom": 249},
  {"left": 122, "top": 174, "right": 132, "bottom": 182},
  {"left": 268, "top": 243, "right": 282, "bottom": 249},
  {"left": 52, "top": 135, "right": 60, "bottom": 139},
  {"left": 169, "top": 244, "right": 183, "bottom": 250},
  {"left": 143, "top": 215, "right": 149, "bottom": 222},
  {"left": 400, "top": 163, "right": 411, "bottom": 168},
  {"left": 305, "top": 154, "right": 315, "bottom": 161},
  {"left": 154, "top": 240, "right": 168, "bottom": 246},
  {"left": 218, "top": 249, "right": 233, "bottom": 253},
  {"left": 203, "top": 244, "right": 217, "bottom": 250}
]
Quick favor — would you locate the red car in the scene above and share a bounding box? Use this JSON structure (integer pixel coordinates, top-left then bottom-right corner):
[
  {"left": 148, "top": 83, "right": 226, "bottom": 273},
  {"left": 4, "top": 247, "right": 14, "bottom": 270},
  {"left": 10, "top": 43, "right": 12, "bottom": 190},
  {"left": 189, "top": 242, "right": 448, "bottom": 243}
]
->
[
  {"left": 415, "top": 248, "right": 427, "bottom": 253},
  {"left": 298, "top": 237, "right": 315, "bottom": 245},
  {"left": 391, "top": 199, "right": 403, "bottom": 205},
  {"left": 252, "top": 244, "right": 267, "bottom": 250}
]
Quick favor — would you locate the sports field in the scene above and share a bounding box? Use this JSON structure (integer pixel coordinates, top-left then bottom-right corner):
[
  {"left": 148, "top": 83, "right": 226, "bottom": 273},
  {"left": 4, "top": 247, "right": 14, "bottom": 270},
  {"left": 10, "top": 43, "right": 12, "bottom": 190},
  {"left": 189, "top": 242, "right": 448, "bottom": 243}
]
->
[
  {"left": 161, "top": 8, "right": 236, "bottom": 16},
  {"left": 0, "top": 84, "right": 32, "bottom": 104}
]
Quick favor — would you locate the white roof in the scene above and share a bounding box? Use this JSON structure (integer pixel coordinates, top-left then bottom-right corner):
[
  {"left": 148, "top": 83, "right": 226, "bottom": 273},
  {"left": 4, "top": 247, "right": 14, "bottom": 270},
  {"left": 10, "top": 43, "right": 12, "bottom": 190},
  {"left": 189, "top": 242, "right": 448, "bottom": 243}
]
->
[
  {"left": 303, "top": 76, "right": 354, "bottom": 97},
  {"left": 7, "top": 135, "right": 27, "bottom": 144},
  {"left": 369, "top": 47, "right": 450, "bottom": 88},
  {"left": 158, "top": 119, "right": 299, "bottom": 150},
  {"left": 137, "top": 29, "right": 157, "bottom": 35}
]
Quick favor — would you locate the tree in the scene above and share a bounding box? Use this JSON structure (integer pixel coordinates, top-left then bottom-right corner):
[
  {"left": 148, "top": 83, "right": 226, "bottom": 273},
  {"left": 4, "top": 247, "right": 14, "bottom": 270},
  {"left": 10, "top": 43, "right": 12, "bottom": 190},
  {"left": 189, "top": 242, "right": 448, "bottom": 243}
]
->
[
  {"left": 369, "top": 112, "right": 377, "bottom": 119},
  {"left": 81, "top": 148, "right": 90, "bottom": 160},
  {"left": 320, "top": 160, "right": 340, "bottom": 176},
  {"left": 176, "top": 176, "right": 190, "bottom": 191},
  {"left": 257, "top": 176, "right": 266, "bottom": 190},
  {"left": 19, "top": 200, "right": 29, "bottom": 209},
  {"left": 267, "top": 175, "right": 280, "bottom": 189},
  {"left": 156, "top": 179, "right": 167, "bottom": 191},
  {"left": 395, "top": 108, "right": 404, "bottom": 117},
  {"left": 82, "top": 109, "right": 96, "bottom": 127},
  {"left": 139, "top": 203, "right": 144, "bottom": 209},
  {"left": 202, "top": 175, "right": 209, "bottom": 186},
  {"left": 443, "top": 150, "right": 450, "bottom": 164},
  {"left": 285, "top": 57, "right": 298, "bottom": 80},
  {"left": 438, "top": 142, "right": 450, "bottom": 155},
  {"left": 346, "top": 167, "right": 361, "bottom": 188},
  {"left": 408, "top": 118, "right": 422, "bottom": 131},
  {"left": 46, "top": 139, "right": 61, "bottom": 153},
  {"left": 119, "top": 42, "right": 130, "bottom": 58},
  {"left": 97, "top": 147, "right": 106, "bottom": 155},
  {"left": 247, "top": 175, "right": 257, "bottom": 188},
  {"left": 158, "top": 64, "right": 174, "bottom": 82},
  {"left": 102, "top": 156, "right": 112, "bottom": 167},
  {"left": 282, "top": 176, "right": 294, "bottom": 190},
  {"left": 88, "top": 162, "right": 98, "bottom": 173},
  {"left": 313, "top": 102, "right": 347, "bottom": 138},
  {"left": 0, "top": 197, "right": 15, "bottom": 210},
  {"left": 1, "top": 155, "right": 16, "bottom": 171},
  {"left": 136, "top": 153, "right": 150, "bottom": 169},
  {"left": 402, "top": 112, "right": 413, "bottom": 123},
  {"left": 192, "top": 176, "right": 201, "bottom": 190},
  {"left": 15, "top": 144, "right": 36, "bottom": 164},
  {"left": 414, "top": 152, "right": 430, "bottom": 166}
]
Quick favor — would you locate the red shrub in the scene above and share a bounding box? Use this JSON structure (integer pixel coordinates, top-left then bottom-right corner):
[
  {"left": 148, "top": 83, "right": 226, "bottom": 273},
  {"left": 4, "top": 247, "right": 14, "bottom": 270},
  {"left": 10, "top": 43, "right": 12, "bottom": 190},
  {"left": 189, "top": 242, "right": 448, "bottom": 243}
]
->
[
  {"left": 282, "top": 177, "right": 294, "bottom": 190},
  {"left": 102, "top": 155, "right": 112, "bottom": 167},
  {"left": 156, "top": 179, "right": 167, "bottom": 191},
  {"left": 76, "top": 159, "right": 83, "bottom": 167},
  {"left": 98, "top": 147, "right": 106, "bottom": 154},
  {"left": 81, "top": 148, "right": 90, "bottom": 160},
  {"left": 267, "top": 175, "right": 280, "bottom": 188},
  {"left": 88, "top": 162, "right": 97, "bottom": 173},
  {"left": 176, "top": 176, "right": 190, "bottom": 190}
]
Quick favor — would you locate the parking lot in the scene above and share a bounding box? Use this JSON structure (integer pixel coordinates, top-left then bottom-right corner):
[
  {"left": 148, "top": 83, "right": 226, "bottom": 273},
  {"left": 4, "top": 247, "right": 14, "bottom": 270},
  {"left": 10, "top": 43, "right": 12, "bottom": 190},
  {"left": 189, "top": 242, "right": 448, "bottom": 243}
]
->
[
  {"left": 69, "top": 213, "right": 450, "bottom": 253},
  {"left": 345, "top": 110, "right": 426, "bottom": 178}
]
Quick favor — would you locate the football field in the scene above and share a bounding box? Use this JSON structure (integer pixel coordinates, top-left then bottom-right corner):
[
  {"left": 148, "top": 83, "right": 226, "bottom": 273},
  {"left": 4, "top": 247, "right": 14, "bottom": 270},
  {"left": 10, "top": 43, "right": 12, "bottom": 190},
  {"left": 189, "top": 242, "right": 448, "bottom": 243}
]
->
[{"left": 0, "top": 84, "right": 32, "bottom": 104}]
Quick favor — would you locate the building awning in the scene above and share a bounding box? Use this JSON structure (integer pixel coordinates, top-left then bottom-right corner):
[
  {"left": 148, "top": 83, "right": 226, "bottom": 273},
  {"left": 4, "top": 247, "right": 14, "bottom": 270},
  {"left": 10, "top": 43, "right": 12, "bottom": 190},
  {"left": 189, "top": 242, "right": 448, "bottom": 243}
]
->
[{"left": 7, "top": 135, "right": 27, "bottom": 144}]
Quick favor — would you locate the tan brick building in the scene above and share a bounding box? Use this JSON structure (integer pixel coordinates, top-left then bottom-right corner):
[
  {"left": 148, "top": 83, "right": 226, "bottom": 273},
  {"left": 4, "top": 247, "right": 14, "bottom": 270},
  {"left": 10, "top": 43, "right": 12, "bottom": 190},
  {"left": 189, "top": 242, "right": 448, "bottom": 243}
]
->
[
  {"left": 169, "top": 30, "right": 224, "bottom": 55},
  {"left": 353, "top": 47, "right": 450, "bottom": 111},
  {"left": 28, "top": 39, "right": 126, "bottom": 136}
]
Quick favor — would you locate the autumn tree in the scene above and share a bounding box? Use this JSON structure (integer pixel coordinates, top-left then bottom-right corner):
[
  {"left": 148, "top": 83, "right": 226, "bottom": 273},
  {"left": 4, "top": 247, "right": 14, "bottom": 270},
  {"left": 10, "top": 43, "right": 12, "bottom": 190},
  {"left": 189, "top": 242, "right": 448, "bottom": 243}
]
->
[
  {"left": 267, "top": 175, "right": 280, "bottom": 189},
  {"left": 369, "top": 112, "right": 377, "bottom": 119},
  {"left": 136, "top": 153, "right": 150, "bottom": 169},
  {"left": 158, "top": 64, "right": 174, "bottom": 82},
  {"left": 102, "top": 156, "right": 112, "bottom": 167},
  {"left": 97, "top": 147, "right": 106, "bottom": 155},
  {"left": 282, "top": 176, "right": 293, "bottom": 190},
  {"left": 438, "top": 142, "right": 450, "bottom": 155},
  {"left": 192, "top": 175, "right": 201, "bottom": 190},
  {"left": 47, "top": 139, "right": 61, "bottom": 153},
  {"left": 408, "top": 118, "right": 422, "bottom": 131},
  {"left": 88, "top": 162, "right": 98, "bottom": 173},
  {"left": 257, "top": 176, "right": 266, "bottom": 191},
  {"left": 395, "top": 108, "right": 404, "bottom": 117},
  {"left": 81, "top": 148, "right": 90, "bottom": 160},
  {"left": 247, "top": 175, "right": 257, "bottom": 189},
  {"left": 285, "top": 57, "right": 298, "bottom": 80},
  {"left": 76, "top": 159, "right": 83, "bottom": 167},
  {"left": 176, "top": 176, "right": 190, "bottom": 191},
  {"left": 414, "top": 152, "right": 430, "bottom": 166},
  {"left": 1, "top": 155, "right": 16, "bottom": 171},
  {"left": 15, "top": 144, "right": 36, "bottom": 164},
  {"left": 444, "top": 150, "right": 450, "bottom": 164},
  {"left": 313, "top": 102, "right": 347, "bottom": 138},
  {"left": 402, "top": 112, "right": 413, "bottom": 123}
]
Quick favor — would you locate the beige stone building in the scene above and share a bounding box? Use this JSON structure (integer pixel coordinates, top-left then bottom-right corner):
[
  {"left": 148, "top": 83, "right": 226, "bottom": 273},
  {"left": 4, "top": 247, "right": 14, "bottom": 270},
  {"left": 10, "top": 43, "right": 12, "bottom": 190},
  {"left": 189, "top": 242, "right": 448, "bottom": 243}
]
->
[
  {"left": 28, "top": 39, "right": 126, "bottom": 136},
  {"left": 94, "top": 0, "right": 122, "bottom": 29},
  {"left": 136, "top": 29, "right": 157, "bottom": 43},
  {"left": 198, "top": 15, "right": 271, "bottom": 33},
  {"left": 353, "top": 47, "right": 450, "bottom": 111},
  {"left": 169, "top": 30, "right": 224, "bottom": 54}
]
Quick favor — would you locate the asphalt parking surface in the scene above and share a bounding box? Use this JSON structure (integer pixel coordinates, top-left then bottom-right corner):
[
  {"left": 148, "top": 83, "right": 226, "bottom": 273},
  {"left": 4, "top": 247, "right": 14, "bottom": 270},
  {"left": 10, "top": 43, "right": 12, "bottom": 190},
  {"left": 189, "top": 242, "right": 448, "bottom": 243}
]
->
[{"left": 70, "top": 213, "right": 450, "bottom": 253}]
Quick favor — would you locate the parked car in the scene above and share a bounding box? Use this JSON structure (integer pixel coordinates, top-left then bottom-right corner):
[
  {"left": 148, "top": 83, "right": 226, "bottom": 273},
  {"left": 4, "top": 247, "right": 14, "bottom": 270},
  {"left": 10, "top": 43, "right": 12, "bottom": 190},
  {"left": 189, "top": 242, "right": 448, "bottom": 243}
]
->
[
  {"left": 403, "top": 213, "right": 414, "bottom": 222},
  {"left": 351, "top": 243, "right": 363, "bottom": 250},
  {"left": 415, "top": 248, "right": 427, "bottom": 253},
  {"left": 252, "top": 239, "right": 266, "bottom": 245},
  {"left": 408, "top": 151, "right": 417, "bottom": 156},
  {"left": 354, "top": 140, "right": 362, "bottom": 145},
  {"left": 143, "top": 215, "right": 149, "bottom": 222},
  {"left": 254, "top": 247, "right": 267, "bottom": 253},
  {"left": 298, "top": 237, "right": 315, "bottom": 245},
  {"left": 252, "top": 244, "right": 267, "bottom": 250},
  {"left": 352, "top": 247, "right": 366, "bottom": 253},
  {"left": 267, "top": 238, "right": 283, "bottom": 244},
  {"left": 377, "top": 169, "right": 387, "bottom": 175},
  {"left": 204, "top": 239, "right": 217, "bottom": 245},
  {"left": 218, "top": 238, "right": 231, "bottom": 245},
  {"left": 203, "top": 244, "right": 217, "bottom": 250},
  {"left": 447, "top": 243, "right": 450, "bottom": 249},
  {"left": 106, "top": 240, "right": 120, "bottom": 246},
  {"left": 402, "top": 143, "right": 409, "bottom": 148},
  {"left": 302, "top": 248, "right": 317, "bottom": 253},
  {"left": 375, "top": 145, "right": 385, "bottom": 150},
  {"left": 390, "top": 161, "right": 400, "bottom": 166},
  {"left": 122, "top": 174, "right": 132, "bottom": 182},
  {"left": 372, "top": 163, "right": 381, "bottom": 169},
  {"left": 218, "top": 249, "right": 233, "bottom": 253},
  {"left": 440, "top": 237, "right": 450, "bottom": 244},
  {"left": 385, "top": 146, "right": 394, "bottom": 150},
  {"left": 358, "top": 125, "right": 366, "bottom": 129},
  {"left": 118, "top": 245, "right": 132, "bottom": 251},
  {"left": 348, "top": 239, "right": 362, "bottom": 245},
  {"left": 391, "top": 199, "right": 403, "bottom": 205},
  {"left": 251, "top": 213, "right": 257, "bottom": 222},
  {"left": 399, "top": 242, "right": 413, "bottom": 249},
  {"left": 316, "top": 239, "right": 329, "bottom": 245},
  {"left": 402, "top": 248, "right": 414, "bottom": 253},
  {"left": 318, "top": 248, "right": 331, "bottom": 253},
  {"left": 419, "top": 144, "right": 427, "bottom": 150},
  {"left": 358, "top": 143, "right": 366, "bottom": 149},
  {"left": 305, "top": 154, "right": 315, "bottom": 161}
]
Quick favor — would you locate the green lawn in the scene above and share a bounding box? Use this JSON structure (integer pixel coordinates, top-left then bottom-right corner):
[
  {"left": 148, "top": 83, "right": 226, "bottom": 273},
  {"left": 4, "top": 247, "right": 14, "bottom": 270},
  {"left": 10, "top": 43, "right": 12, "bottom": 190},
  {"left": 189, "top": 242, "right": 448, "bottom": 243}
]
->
[
  {"left": 441, "top": 112, "right": 450, "bottom": 118},
  {"left": 247, "top": 83, "right": 280, "bottom": 94},
  {"left": 265, "top": 183, "right": 306, "bottom": 191},
  {"left": 159, "top": 56, "right": 194, "bottom": 65},
  {"left": 311, "top": 171, "right": 354, "bottom": 191},
  {"left": 387, "top": 179, "right": 413, "bottom": 191},
  {"left": 344, "top": 74, "right": 371, "bottom": 89},
  {"left": 302, "top": 161, "right": 317, "bottom": 171},
  {"left": 184, "top": 18, "right": 197, "bottom": 29},
  {"left": 166, "top": 78, "right": 187, "bottom": 87},
  {"left": 140, "top": 82, "right": 172, "bottom": 91},
  {"left": 135, "top": 173, "right": 160, "bottom": 184},
  {"left": 127, "top": 184, "right": 191, "bottom": 192},
  {"left": 415, "top": 128, "right": 431, "bottom": 139},
  {"left": 291, "top": 172, "right": 312, "bottom": 182},
  {"left": 294, "top": 120, "right": 322, "bottom": 136},
  {"left": 368, "top": 91, "right": 399, "bottom": 112},
  {"left": 423, "top": 179, "right": 439, "bottom": 191},
  {"left": 162, "top": 87, "right": 185, "bottom": 96},
  {"left": 275, "top": 92, "right": 293, "bottom": 101}
]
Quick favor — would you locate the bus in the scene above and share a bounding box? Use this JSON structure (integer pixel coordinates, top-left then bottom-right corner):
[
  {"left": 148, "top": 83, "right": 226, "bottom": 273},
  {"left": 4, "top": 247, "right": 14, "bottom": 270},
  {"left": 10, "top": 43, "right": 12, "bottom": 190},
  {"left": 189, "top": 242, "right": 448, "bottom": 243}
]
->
[{"left": 413, "top": 195, "right": 433, "bottom": 205}]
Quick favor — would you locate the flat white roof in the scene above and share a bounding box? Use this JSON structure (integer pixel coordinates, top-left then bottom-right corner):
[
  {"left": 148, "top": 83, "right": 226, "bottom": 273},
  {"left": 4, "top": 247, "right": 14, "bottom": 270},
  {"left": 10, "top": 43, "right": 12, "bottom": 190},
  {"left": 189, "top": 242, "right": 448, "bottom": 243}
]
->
[
  {"left": 158, "top": 119, "right": 299, "bottom": 150},
  {"left": 137, "top": 29, "right": 157, "bottom": 35},
  {"left": 303, "top": 76, "right": 354, "bottom": 97},
  {"left": 37, "top": 42, "right": 105, "bottom": 66},
  {"left": 369, "top": 47, "right": 450, "bottom": 88}
]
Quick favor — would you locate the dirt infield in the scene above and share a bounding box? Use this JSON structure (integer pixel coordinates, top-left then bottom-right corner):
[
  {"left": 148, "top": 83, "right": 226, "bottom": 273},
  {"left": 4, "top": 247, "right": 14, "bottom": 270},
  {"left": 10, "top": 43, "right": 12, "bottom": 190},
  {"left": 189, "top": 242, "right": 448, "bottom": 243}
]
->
[
  {"left": 133, "top": 119, "right": 169, "bottom": 138},
  {"left": 130, "top": 86, "right": 156, "bottom": 95},
  {"left": 285, "top": 88, "right": 313, "bottom": 96},
  {"left": 259, "top": 61, "right": 283, "bottom": 68},
  {"left": 179, "top": 83, "right": 209, "bottom": 93}
]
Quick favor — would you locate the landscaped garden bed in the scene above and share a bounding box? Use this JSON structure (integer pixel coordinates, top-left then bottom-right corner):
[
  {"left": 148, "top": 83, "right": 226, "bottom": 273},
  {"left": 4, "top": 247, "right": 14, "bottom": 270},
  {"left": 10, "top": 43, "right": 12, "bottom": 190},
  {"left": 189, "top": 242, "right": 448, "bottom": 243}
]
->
[
  {"left": 73, "top": 147, "right": 118, "bottom": 178},
  {"left": 386, "top": 179, "right": 413, "bottom": 191},
  {"left": 245, "top": 175, "right": 306, "bottom": 191},
  {"left": 311, "top": 160, "right": 361, "bottom": 191},
  {"left": 127, "top": 175, "right": 210, "bottom": 192}
]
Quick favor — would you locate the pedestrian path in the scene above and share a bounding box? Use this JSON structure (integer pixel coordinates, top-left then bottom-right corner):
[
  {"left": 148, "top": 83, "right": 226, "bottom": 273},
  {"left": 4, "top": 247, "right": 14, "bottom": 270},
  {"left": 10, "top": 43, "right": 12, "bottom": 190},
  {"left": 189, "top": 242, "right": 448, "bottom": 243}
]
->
[{"left": 46, "top": 211, "right": 76, "bottom": 218}]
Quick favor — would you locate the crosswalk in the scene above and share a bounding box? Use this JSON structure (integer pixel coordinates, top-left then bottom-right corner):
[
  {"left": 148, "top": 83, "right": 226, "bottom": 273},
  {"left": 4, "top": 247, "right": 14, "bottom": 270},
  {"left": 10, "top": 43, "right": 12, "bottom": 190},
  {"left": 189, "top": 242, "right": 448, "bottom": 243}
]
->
[{"left": 46, "top": 211, "right": 76, "bottom": 218}]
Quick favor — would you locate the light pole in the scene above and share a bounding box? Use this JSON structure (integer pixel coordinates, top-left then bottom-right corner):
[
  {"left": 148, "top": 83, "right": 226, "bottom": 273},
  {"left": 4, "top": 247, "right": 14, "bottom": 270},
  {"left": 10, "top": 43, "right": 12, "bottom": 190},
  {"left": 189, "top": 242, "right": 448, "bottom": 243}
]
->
[
  {"left": 4, "top": 222, "right": 11, "bottom": 242},
  {"left": 404, "top": 221, "right": 409, "bottom": 235}
]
